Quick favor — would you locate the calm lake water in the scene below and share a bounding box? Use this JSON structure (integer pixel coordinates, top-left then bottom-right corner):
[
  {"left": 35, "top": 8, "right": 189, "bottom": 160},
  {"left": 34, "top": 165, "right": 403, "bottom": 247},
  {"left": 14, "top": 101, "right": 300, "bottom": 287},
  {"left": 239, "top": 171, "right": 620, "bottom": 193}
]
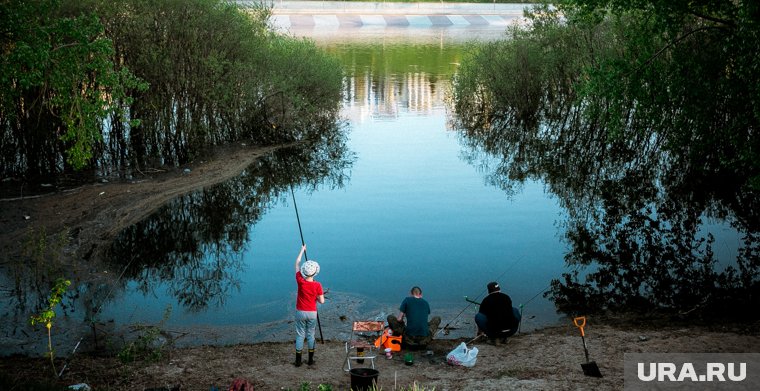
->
[
  {"left": 2, "top": 18, "right": 746, "bottom": 355},
  {"left": 93, "top": 27, "right": 569, "bottom": 346}
]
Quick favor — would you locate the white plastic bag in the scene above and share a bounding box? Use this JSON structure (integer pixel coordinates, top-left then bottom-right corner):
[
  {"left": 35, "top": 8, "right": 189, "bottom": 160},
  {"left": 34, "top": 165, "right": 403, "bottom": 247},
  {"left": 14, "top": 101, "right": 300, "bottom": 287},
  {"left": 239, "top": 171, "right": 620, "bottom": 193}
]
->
[{"left": 446, "top": 342, "right": 479, "bottom": 367}]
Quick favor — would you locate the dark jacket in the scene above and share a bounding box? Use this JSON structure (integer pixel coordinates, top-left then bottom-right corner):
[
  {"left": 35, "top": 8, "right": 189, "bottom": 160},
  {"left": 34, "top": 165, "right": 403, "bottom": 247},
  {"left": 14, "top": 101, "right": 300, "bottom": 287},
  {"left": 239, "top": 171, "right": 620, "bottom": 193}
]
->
[{"left": 479, "top": 291, "right": 518, "bottom": 331}]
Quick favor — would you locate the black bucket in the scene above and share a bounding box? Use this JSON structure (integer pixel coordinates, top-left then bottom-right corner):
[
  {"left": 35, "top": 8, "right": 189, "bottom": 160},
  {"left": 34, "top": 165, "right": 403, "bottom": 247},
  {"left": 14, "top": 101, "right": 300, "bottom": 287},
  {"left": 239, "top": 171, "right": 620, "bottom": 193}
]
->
[{"left": 349, "top": 368, "right": 379, "bottom": 391}]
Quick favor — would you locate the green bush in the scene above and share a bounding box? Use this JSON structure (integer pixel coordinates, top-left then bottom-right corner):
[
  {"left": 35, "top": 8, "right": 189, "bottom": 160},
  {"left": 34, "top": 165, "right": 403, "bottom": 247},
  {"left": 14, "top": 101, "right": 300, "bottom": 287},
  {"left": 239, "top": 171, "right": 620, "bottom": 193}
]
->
[{"left": 2, "top": 0, "right": 344, "bottom": 179}]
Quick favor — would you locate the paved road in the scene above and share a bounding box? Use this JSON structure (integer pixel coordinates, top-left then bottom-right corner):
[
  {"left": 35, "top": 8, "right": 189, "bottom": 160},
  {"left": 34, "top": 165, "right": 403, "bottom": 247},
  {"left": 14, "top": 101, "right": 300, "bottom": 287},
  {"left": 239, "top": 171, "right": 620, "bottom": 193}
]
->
[
  {"left": 273, "top": 13, "right": 520, "bottom": 28},
  {"left": 246, "top": 1, "right": 535, "bottom": 28},
  {"left": 265, "top": 1, "right": 534, "bottom": 15}
]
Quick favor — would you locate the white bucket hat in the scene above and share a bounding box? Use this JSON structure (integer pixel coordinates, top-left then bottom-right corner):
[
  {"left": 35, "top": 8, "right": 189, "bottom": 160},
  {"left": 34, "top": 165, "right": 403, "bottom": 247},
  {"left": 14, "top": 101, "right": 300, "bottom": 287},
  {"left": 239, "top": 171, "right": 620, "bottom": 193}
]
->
[{"left": 300, "top": 260, "right": 320, "bottom": 278}]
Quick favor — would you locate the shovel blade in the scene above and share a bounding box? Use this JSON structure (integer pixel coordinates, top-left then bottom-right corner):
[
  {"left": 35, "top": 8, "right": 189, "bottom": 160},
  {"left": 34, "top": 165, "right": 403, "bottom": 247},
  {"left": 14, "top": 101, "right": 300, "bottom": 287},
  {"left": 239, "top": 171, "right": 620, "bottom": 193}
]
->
[{"left": 581, "top": 361, "right": 603, "bottom": 378}]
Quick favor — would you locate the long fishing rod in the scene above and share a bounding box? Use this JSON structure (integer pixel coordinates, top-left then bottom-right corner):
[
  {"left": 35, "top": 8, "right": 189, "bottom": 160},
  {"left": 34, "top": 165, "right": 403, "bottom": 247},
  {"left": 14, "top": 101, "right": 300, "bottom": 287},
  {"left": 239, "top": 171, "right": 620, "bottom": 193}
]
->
[
  {"left": 290, "top": 185, "right": 324, "bottom": 344},
  {"left": 435, "top": 255, "right": 524, "bottom": 337}
]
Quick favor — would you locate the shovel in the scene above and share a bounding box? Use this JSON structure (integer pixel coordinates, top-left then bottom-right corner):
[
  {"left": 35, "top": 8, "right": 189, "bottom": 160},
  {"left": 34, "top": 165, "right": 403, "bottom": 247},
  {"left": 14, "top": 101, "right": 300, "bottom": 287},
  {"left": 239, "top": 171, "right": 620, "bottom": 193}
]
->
[{"left": 573, "top": 316, "right": 603, "bottom": 378}]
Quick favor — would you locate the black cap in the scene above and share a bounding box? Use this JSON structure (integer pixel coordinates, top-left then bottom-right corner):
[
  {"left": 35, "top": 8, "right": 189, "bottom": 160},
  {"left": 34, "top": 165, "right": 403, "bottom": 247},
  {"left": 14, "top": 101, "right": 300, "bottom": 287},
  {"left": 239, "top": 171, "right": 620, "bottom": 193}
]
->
[{"left": 487, "top": 282, "right": 500, "bottom": 294}]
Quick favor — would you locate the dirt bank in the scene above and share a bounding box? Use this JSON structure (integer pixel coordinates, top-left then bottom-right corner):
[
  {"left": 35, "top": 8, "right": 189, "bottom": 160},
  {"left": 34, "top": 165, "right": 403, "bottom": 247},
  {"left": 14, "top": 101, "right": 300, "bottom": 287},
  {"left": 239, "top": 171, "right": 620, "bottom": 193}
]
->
[{"left": 0, "top": 143, "right": 281, "bottom": 264}]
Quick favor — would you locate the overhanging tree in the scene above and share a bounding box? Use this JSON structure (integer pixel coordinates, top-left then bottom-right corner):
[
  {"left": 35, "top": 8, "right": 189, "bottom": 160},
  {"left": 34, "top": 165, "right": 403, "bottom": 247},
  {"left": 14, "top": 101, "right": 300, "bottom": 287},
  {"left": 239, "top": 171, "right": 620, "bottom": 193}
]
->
[{"left": 0, "top": 0, "right": 143, "bottom": 180}]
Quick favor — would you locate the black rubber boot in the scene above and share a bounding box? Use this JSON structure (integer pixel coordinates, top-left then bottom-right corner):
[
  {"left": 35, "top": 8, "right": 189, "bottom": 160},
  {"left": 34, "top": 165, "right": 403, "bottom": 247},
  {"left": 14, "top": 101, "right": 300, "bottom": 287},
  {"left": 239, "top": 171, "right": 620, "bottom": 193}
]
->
[
  {"left": 307, "top": 349, "right": 315, "bottom": 365},
  {"left": 294, "top": 351, "right": 302, "bottom": 367}
]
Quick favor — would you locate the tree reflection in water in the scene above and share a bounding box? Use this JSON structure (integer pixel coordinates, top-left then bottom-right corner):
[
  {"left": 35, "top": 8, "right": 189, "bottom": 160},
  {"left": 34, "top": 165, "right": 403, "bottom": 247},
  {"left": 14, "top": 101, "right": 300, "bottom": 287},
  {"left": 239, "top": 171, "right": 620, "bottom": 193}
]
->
[
  {"left": 452, "top": 66, "right": 759, "bottom": 321},
  {"left": 107, "top": 141, "right": 353, "bottom": 313}
]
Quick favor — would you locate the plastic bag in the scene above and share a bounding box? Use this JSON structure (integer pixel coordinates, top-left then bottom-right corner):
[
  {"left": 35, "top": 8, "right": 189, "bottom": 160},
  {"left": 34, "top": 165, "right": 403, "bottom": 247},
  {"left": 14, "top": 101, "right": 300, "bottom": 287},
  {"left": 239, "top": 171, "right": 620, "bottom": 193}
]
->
[{"left": 446, "top": 342, "right": 479, "bottom": 367}]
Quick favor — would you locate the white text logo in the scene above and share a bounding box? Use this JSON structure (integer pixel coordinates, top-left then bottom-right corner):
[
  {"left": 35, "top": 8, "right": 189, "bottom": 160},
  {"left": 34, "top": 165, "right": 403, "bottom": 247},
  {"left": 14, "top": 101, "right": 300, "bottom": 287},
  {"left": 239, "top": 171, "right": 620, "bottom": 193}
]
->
[{"left": 637, "top": 362, "right": 746, "bottom": 382}]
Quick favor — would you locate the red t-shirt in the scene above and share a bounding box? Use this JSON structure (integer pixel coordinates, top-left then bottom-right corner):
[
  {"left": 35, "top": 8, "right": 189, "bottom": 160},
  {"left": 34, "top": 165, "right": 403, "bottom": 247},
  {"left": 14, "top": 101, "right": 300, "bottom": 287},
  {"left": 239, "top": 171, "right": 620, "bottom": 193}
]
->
[{"left": 296, "top": 271, "right": 323, "bottom": 312}]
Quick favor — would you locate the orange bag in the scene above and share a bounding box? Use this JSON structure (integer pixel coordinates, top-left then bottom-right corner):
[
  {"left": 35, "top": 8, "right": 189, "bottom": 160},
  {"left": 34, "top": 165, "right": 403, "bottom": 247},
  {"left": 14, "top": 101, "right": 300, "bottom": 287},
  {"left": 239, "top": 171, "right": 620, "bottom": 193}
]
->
[{"left": 374, "top": 329, "right": 402, "bottom": 351}]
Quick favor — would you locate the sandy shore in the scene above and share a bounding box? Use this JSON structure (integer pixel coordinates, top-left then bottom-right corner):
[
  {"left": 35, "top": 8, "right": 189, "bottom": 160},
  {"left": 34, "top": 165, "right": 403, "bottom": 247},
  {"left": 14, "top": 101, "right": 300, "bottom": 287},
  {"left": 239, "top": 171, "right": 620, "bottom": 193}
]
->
[{"left": 2, "top": 321, "right": 758, "bottom": 390}]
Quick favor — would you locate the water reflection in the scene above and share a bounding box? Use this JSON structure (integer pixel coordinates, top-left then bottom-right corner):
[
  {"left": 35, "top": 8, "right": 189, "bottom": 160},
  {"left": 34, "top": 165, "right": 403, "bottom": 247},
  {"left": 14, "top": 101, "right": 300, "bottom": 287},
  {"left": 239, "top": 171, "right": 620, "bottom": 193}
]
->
[
  {"left": 325, "top": 42, "right": 461, "bottom": 120},
  {"left": 108, "top": 143, "right": 353, "bottom": 312},
  {"left": 452, "top": 64, "right": 760, "bottom": 319}
]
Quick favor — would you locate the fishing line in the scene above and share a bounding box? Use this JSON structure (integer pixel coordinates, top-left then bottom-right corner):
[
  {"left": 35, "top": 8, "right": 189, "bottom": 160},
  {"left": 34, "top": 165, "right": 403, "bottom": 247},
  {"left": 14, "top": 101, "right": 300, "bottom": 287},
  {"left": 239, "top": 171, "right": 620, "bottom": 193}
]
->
[
  {"left": 524, "top": 261, "right": 588, "bottom": 307},
  {"left": 290, "top": 185, "right": 324, "bottom": 344},
  {"left": 523, "top": 284, "right": 551, "bottom": 306}
]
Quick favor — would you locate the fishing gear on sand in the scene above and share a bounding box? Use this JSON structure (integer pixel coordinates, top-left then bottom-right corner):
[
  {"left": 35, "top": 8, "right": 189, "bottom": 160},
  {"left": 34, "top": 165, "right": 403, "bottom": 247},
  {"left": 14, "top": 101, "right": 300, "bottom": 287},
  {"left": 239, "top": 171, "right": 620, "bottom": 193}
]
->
[
  {"left": 573, "top": 316, "right": 603, "bottom": 378},
  {"left": 291, "top": 185, "right": 324, "bottom": 344}
]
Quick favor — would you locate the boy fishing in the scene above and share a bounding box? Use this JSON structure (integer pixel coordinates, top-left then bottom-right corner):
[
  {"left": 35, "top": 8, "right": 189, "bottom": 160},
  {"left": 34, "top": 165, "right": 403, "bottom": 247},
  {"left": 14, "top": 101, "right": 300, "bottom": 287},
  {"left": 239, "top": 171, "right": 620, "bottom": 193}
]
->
[{"left": 293, "top": 245, "right": 324, "bottom": 366}]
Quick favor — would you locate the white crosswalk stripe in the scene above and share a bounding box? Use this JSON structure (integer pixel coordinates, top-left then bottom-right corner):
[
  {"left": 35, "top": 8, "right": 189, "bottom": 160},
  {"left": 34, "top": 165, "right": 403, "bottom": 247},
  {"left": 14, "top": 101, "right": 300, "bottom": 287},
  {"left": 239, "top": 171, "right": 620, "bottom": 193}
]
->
[
  {"left": 446, "top": 15, "right": 472, "bottom": 26},
  {"left": 406, "top": 15, "right": 433, "bottom": 26},
  {"left": 359, "top": 15, "right": 387, "bottom": 26},
  {"left": 313, "top": 15, "right": 340, "bottom": 27},
  {"left": 482, "top": 15, "right": 508, "bottom": 26}
]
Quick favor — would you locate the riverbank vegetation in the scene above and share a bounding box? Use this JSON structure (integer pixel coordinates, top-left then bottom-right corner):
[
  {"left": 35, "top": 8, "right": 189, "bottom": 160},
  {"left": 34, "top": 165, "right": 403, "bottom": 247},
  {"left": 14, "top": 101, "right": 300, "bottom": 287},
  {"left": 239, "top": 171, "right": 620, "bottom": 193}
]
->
[
  {"left": 1, "top": 0, "right": 344, "bottom": 184},
  {"left": 452, "top": 1, "right": 760, "bottom": 319}
]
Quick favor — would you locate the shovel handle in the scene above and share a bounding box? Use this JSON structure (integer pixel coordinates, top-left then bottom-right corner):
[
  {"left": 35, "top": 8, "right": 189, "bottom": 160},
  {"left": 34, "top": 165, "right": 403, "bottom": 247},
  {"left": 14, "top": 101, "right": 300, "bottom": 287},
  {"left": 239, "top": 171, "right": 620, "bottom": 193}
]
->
[{"left": 573, "top": 316, "right": 586, "bottom": 337}]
